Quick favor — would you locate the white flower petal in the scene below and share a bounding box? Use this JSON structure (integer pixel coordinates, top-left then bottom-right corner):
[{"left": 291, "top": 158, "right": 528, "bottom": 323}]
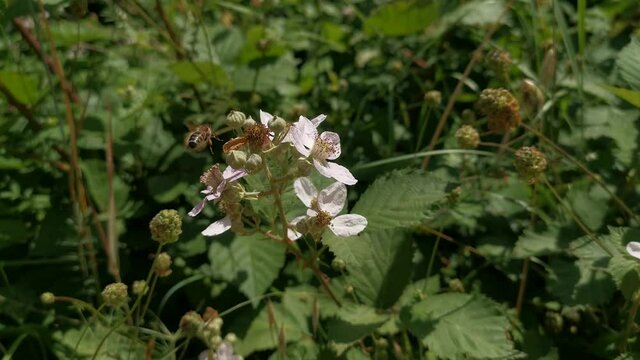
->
[
  {"left": 188, "top": 199, "right": 208, "bottom": 217},
  {"left": 223, "top": 166, "right": 247, "bottom": 182},
  {"left": 313, "top": 159, "right": 357, "bottom": 185},
  {"left": 295, "top": 116, "right": 318, "bottom": 149},
  {"left": 307, "top": 208, "right": 318, "bottom": 217},
  {"left": 291, "top": 124, "right": 312, "bottom": 157},
  {"left": 309, "top": 114, "right": 327, "bottom": 127},
  {"left": 287, "top": 215, "right": 307, "bottom": 240},
  {"left": 202, "top": 215, "right": 233, "bottom": 236},
  {"left": 319, "top": 131, "right": 341, "bottom": 160},
  {"left": 205, "top": 192, "right": 222, "bottom": 202},
  {"left": 200, "top": 186, "right": 214, "bottom": 195},
  {"left": 259, "top": 110, "right": 273, "bottom": 126},
  {"left": 294, "top": 177, "right": 318, "bottom": 208},
  {"left": 626, "top": 242, "right": 640, "bottom": 260},
  {"left": 329, "top": 214, "right": 367, "bottom": 237},
  {"left": 318, "top": 182, "right": 347, "bottom": 216}
]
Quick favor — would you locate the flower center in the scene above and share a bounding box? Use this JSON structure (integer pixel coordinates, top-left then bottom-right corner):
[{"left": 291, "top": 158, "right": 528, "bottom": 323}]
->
[
  {"left": 311, "top": 137, "right": 336, "bottom": 160},
  {"left": 314, "top": 210, "right": 332, "bottom": 227},
  {"left": 200, "top": 165, "right": 224, "bottom": 188},
  {"left": 245, "top": 124, "right": 270, "bottom": 147}
]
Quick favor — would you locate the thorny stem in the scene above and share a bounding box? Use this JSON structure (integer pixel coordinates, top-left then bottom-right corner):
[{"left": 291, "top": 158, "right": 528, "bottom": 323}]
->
[
  {"left": 421, "top": 1, "right": 514, "bottom": 170},
  {"left": 523, "top": 123, "right": 639, "bottom": 225},
  {"left": 542, "top": 176, "right": 613, "bottom": 256}
]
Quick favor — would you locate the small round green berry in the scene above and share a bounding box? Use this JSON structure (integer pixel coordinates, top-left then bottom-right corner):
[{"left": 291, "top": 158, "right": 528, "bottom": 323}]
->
[
  {"left": 448, "top": 278, "right": 465, "bottom": 293},
  {"left": 226, "top": 110, "right": 246, "bottom": 129},
  {"left": 149, "top": 209, "right": 182, "bottom": 244},
  {"left": 331, "top": 258, "right": 346, "bottom": 272},
  {"left": 40, "top": 292, "right": 55, "bottom": 305},
  {"left": 180, "top": 311, "right": 204, "bottom": 337},
  {"left": 102, "top": 282, "right": 128, "bottom": 307},
  {"left": 225, "top": 332, "right": 238, "bottom": 344}
]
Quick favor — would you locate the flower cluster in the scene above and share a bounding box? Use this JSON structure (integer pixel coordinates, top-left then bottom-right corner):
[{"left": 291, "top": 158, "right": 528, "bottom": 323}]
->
[
  {"left": 179, "top": 307, "right": 241, "bottom": 359},
  {"left": 514, "top": 146, "right": 547, "bottom": 184},
  {"left": 189, "top": 110, "right": 367, "bottom": 241},
  {"left": 475, "top": 88, "right": 521, "bottom": 133}
]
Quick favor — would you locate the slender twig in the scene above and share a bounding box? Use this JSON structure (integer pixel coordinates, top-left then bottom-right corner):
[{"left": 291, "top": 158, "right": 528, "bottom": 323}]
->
[
  {"left": 421, "top": 2, "right": 513, "bottom": 170},
  {"left": 105, "top": 106, "right": 120, "bottom": 281},
  {"left": 622, "top": 290, "right": 640, "bottom": 352},
  {"left": 12, "top": 17, "right": 80, "bottom": 103}
]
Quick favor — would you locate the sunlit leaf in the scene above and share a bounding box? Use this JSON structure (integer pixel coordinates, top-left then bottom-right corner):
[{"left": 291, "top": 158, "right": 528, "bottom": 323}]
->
[{"left": 364, "top": 1, "right": 439, "bottom": 37}]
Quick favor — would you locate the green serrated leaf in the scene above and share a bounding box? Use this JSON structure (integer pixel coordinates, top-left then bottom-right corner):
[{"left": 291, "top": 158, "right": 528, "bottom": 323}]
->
[
  {"left": 51, "top": 323, "right": 146, "bottom": 359},
  {"left": 401, "top": 293, "right": 521, "bottom": 359},
  {"left": 327, "top": 303, "right": 389, "bottom": 343},
  {"left": 513, "top": 226, "right": 566, "bottom": 259},
  {"left": 208, "top": 233, "right": 285, "bottom": 305},
  {"left": 0, "top": 70, "right": 41, "bottom": 105},
  {"left": 364, "top": 1, "right": 439, "bottom": 37},
  {"left": 352, "top": 169, "right": 449, "bottom": 233},
  {"left": 603, "top": 85, "right": 640, "bottom": 108},
  {"left": 170, "top": 61, "right": 229, "bottom": 86},
  {"left": 341, "top": 229, "right": 414, "bottom": 308},
  {"left": 548, "top": 258, "right": 615, "bottom": 306},
  {"left": 235, "top": 288, "right": 313, "bottom": 356},
  {"left": 617, "top": 37, "right": 640, "bottom": 91}
]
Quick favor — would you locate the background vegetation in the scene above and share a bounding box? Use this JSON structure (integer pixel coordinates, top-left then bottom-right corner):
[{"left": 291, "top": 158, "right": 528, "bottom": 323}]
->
[{"left": 1, "top": 0, "right": 640, "bottom": 358}]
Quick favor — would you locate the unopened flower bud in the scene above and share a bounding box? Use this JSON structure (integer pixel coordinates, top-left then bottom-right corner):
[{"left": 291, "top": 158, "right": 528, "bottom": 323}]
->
[
  {"left": 455, "top": 125, "right": 480, "bottom": 149},
  {"left": 149, "top": 209, "right": 182, "bottom": 244},
  {"left": 486, "top": 49, "right": 512, "bottom": 79},
  {"left": 226, "top": 150, "right": 247, "bottom": 169},
  {"left": 210, "top": 335, "right": 223, "bottom": 348},
  {"left": 424, "top": 90, "right": 442, "bottom": 106},
  {"left": 544, "top": 311, "right": 563, "bottom": 334},
  {"left": 413, "top": 290, "right": 426, "bottom": 302},
  {"left": 345, "top": 285, "right": 354, "bottom": 294},
  {"left": 268, "top": 116, "right": 287, "bottom": 134},
  {"left": 245, "top": 154, "right": 263, "bottom": 174},
  {"left": 331, "top": 258, "right": 346, "bottom": 272},
  {"left": 225, "top": 333, "right": 237, "bottom": 344},
  {"left": 243, "top": 117, "right": 257, "bottom": 129},
  {"left": 461, "top": 109, "right": 476, "bottom": 123},
  {"left": 449, "top": 278, "right": 465, "bottom": 293},
  {"left": 520, "top": 79, "right": 544, "bottom": 118},
  {"left": 476, "top": 88, "right": 521, "bottom": 133},
  {"left": 226, "top": 110, "right": 246, "bottom": 129},
  {"left": 540, "top": 45, "right": 557, "bottom": 89},
  {"left": 296, "top": 158, "right": 313, "bottom": 177},
  {"left": 132, "top": 280, "right": 149, "bottom": 296},
  {"left": 514, "top": 146, "right": 547, "bottom": 184},
  {"left": 154, "top": 252, "right": 173, "bottom": 277},
  {"left": 102, "top": 282, "right": 128, "bottom": 307},
  {"left": 40, "top": 292, "right": 55, "bottom": 305},
  {"left": 375, "top": 338, "right": 389, "bottom": 348},
  {"left": 180, "top": 311, "right": 204, "bottom": 336}
]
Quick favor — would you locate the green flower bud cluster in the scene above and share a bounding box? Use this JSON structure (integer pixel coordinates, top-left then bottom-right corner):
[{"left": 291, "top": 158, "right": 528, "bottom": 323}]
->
[
  {"left": 455, "top": 125, "right": 480, "bottom": 149},
  {"left": 149, "top": 209, "right": 182, "bottom": 244},
  {"left": 132, "top": 280, "right": 149, "bottom": 296},
  {"left": 486, "top": 49, "right": 512, "bottom": 80},
  {"left": 476, "top": 88, "right": 521, "bottom": 133},
  {"left": 154, "top": 252, "right": 173, "bottom": 277},
  {"left": 102, "top": 282, "right": 128, "bottom": 307},
  {"left": 424, "top": 90, "right": 442, "bottom": 106},
  {"left": 514, "top": 146, "right": 547, "bottom": 184}
]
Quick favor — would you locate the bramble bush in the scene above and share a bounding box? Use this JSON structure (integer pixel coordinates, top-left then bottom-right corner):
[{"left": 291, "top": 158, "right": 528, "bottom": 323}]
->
[{"left": 1, "top": 0, "right": 640, "bottom": 359}]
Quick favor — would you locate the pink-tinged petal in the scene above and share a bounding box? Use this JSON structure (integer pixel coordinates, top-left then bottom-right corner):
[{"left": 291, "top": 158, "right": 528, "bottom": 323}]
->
[
  {"left": 188, "top": 199, "right": 208, "bottom": 217},
  {"left": 318, "top": 182, "right": 347, "bottom": 216},
  {"left": 627, "top": 242, "right": 640, "bottom": 260},
  {"left": 223, "top": 166, "right": 247, "bottom": 182},
  {"left": 319, "top": 131, "right": 341, "bottom": 160},
  {"left": 309, "top": 114, "right": 327, "bottom": 127},
  {"left": 313, "top": 159, "right": 357, "bottom": 185},
  {"left": 200, "top": 186, "right": 214, "bottom": 195},
  {"left": 260, "top": 110, "right": 273, "bottom": 126},
  {"left": 202, "top": 215, "right": 232, "bottom": 236},
  {"left": 287, "top": 215, "right": 307, "bottom": 240},
  {"left": 205, "top": 192, "right": 222, "bottom": 202},
  {"left": 329, "top": 214, "right": 367, "bottom": 237},
  {"left": 294, "top": 177, "right": 318, "bottom": 208}
]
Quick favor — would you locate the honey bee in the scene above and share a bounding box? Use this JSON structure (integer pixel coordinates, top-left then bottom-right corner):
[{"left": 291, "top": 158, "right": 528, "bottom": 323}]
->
[{"left": 185, "top": 124, "right": 214, "bottom": 154}]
